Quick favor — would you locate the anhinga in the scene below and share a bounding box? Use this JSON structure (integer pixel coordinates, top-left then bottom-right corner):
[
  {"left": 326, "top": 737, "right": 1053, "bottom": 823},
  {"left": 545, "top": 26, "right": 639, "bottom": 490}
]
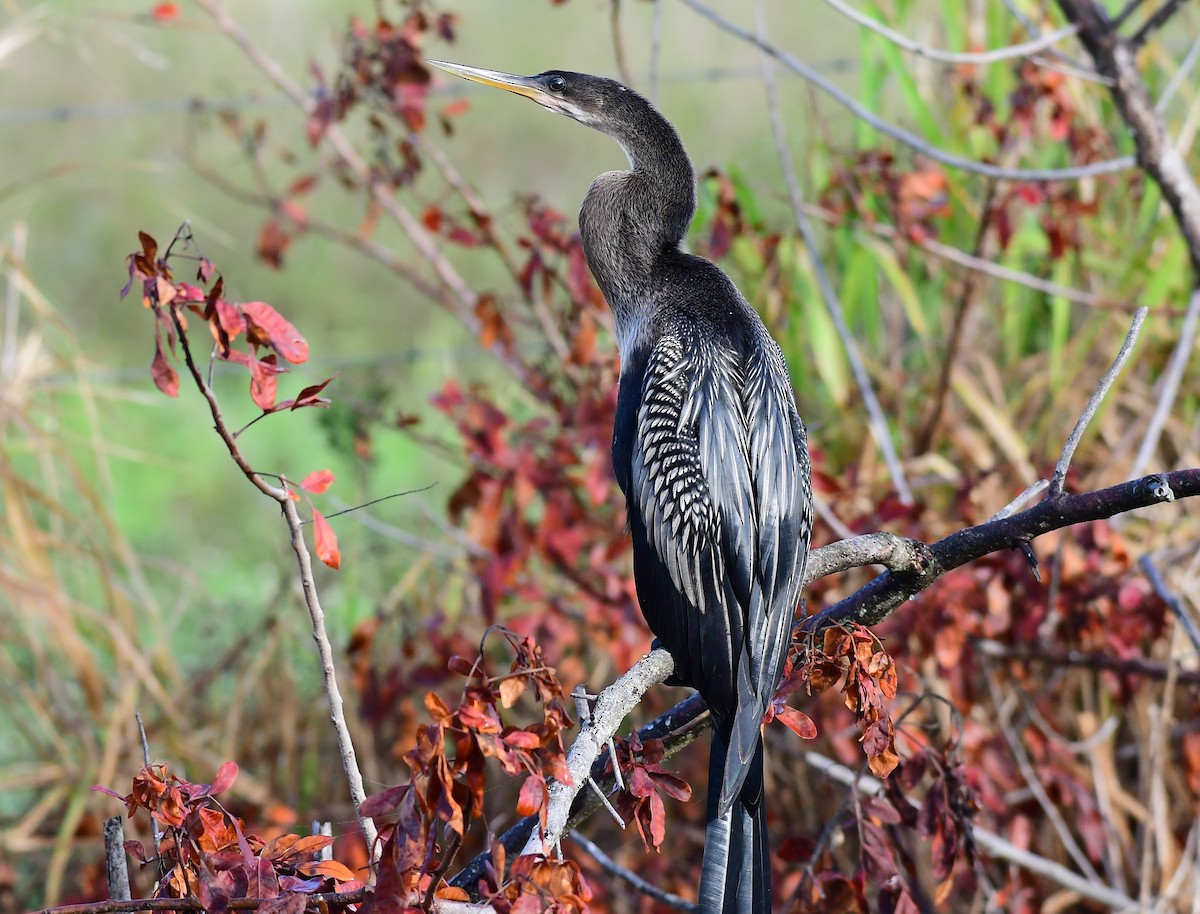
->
[{"left": 430, "top": 60, "right": 812, "bottom": 914}]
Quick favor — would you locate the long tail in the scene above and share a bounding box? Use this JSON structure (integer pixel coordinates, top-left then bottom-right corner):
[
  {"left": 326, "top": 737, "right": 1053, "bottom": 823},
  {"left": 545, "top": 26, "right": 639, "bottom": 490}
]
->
[{"left": 698, "top": 731, "right": 769, "bottom": 914}]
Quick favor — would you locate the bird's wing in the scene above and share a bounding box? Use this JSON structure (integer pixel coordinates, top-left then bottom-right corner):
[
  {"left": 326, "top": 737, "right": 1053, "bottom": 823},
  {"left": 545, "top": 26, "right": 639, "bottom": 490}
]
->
[
  {"left": 629, "top": 320, "right": 810, "bottom": 813},
  {"left": 722, "top": 337, "right": 811, "bottom": 806},
  {"left": 629, "top": 324, "right": 755, "bottom": 714}
]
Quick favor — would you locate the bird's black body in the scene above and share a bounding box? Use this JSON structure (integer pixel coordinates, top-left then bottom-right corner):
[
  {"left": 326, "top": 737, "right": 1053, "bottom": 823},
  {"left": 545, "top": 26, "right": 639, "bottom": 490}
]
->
[{"left": 430, "top": 61, "right": 813, "bottom": 914}]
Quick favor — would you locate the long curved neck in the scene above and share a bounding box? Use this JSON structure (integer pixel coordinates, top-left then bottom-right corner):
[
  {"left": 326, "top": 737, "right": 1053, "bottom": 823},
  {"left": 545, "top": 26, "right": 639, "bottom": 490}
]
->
[{"left": 577, "top": 94, "right": 695, "bottom": 349}]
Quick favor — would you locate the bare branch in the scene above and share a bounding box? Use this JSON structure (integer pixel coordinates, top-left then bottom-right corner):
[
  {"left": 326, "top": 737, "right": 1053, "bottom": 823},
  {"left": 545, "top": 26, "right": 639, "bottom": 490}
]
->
[
  {"left": 1050, "top": 307, "right": 1147, "bottom": 496},
  {"left": 1129, "top": 288, "right": 1200, "bottom": 480},
  {"left": 521, "top": 649, "right": 677, "bottom": 857},
  {"left": 1141, "top": 555, "right": 1200, "bottom": 657},
  {"left": 811, "top": 469, "right": 1198, "bottom": 630},
  {"left": 677, "top": 0, "right": 1137, "bottom": 182},
  {"left": 988, "top": 480, "right": 1051, "bottom": 522},
  {"left": 820, "top": 0, "right": 1079, "bottom": 65},
  {"left": 803, "top": 534, "right": 933, "bottom": 582},
  {"left": 1130, "top": 0, "right": 1191, "bottom": 48},
  {"left": 568, "top": 832, "right": 697, "bottom": 910},
  {"left": 755, "top": 2, "right": 914, "bottom": 504},
  {"left": 102, "top": 817, "right": 130, "bottom": 903},
  {"left": 1056, "top": 0, "right": 1200, "bottom": 275}
]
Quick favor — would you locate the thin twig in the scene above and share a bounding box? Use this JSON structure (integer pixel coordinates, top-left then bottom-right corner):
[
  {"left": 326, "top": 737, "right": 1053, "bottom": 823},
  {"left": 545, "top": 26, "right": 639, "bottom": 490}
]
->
[
  {"left": 569, "top": 831, "right": 697, "bottom": 911},
  {"left": 755, "top": 2, "right": 914, "bottom": 504},
  {"left": 167, "top": 307, "right": 378, "bottom": 858},
  {"left": 1156, "top": 34, "right": 1200, "bottom": 115},
  {"left": 915, "top": 180, "right": 998, "bottom": 452},
  {"left": 1049, "top": 306, "right": 1147, "bottom": 496},
  {"left": 1056, "top": 0, "right": 1200, "bottom": 274},
  {"left": 1140, "top": 555, "right": 1200, "bottom": 657},
  {"left": 988, "top": 480, "right": 1051, "bottom": 522},
  {"left": 678, "top": 0, "right": 1136, "bottom": 182},
  {"left": 1129, "top": 288, "right": 1200, "bottom": 480},
  {"left": 821, "top": 0, "right": 1079, "bottom": 64},
  {"left": 134, "top": 712, "right": 165, "bottom": 866},
  {"left": 1130, "top": 0, "right": 1190, "bottom": 48}
]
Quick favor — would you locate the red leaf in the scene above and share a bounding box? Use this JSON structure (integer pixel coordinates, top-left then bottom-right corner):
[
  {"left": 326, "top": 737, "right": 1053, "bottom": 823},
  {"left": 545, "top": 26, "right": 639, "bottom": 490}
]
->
[
  {"left": 776, "top": 705, "right": 818, "bottom": 739},
  {"left": 502, "top": 729, "right": 541, "bottom": 750},
  {"left": 250, "top": 354, "right": 279, "bottom": 411},
  {"left": 301, "top": 469, "right": 335, "bottom": 495},
  {"left": 151, "top": 334, "right": 179, "bottom": 397},
  {"left": 647, "top": 770, "right": 692, "bottom": 802},
  {"left": 150, "top": 3, "right": 180, "bottom": 21},
  {"left": 242, "top": 301, "right": 309, "bottom": 364},
  {"left": 312, "top": 509, "right": 340, "bottom": 569},
  {"left": 360, "top": 784, "right": 409, "bottom": 818},
  {"left": 516, "top": 774, "right": 545, "bottom": 817},
  {"left": 648, "top": 788, "right": 666, "bottom": 848},
  {"left": 208, "top": 762, "right": 238, "bottom": 797}
]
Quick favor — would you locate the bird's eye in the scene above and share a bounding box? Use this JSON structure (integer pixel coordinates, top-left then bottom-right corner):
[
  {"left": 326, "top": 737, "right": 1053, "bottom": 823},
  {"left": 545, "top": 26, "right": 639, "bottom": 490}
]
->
[{"left": 547, "top": 75, "right": 566, "bottom": 93}]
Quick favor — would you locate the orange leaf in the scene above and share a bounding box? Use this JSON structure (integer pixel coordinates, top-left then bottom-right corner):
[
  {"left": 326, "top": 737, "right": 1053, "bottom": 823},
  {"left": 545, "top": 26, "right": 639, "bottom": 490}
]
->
[
  {"left": 312, "top": 509, "right": 340, "bottom": 569},
  {"left": 306, "top": 860, "right": 356, "bottom": 882},
  {"left": 250, "top": 354, "right": 279, "bottom": 411},
  {"left": 242, "top": 301, "right": 309, "bottom": 364},
  {"left": 776, "top": 705, "right": 818, "bottom": 739},
  {"left": 301, "top": 469, "right": 335, "bottom": 495}
]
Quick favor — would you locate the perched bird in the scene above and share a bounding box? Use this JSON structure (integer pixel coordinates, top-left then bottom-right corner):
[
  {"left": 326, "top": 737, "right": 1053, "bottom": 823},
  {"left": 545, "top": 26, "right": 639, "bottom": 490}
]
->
[{"left": 430, "top": 60, "right": 812, "bottom": 914}]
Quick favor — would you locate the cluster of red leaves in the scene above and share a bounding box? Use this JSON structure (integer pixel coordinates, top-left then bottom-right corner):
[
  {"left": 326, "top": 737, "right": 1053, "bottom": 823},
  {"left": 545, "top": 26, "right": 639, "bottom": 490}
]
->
[
  {"left": 123, "top": 229, "right": 341, "bottom": 569},
  {"left": 819, "top": 151, "right": 953, "bottom": 244},
  {"left": 122, "top": 230, "right": 327, "bottom": 411},
  {"left": 359, "top": 628, "right": 579, "bottom": 912},
  {"left": 609, "top": 731, "right": 693, "bottom": 851},
  {"left": 94, "top": 763, "right": 360, "bottom": 913}
]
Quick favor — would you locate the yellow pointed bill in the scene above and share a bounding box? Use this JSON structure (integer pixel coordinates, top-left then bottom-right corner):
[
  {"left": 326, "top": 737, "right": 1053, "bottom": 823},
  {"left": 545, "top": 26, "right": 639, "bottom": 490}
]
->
[{"left": 427, "top": 60, "right": 544, "bottom": 101}]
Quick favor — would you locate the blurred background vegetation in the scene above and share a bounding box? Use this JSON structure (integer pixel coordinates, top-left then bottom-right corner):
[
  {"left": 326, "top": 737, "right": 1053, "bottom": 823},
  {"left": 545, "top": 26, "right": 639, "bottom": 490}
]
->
[{"left": 2, "top": 0, "right": 1198, "bottom": 909}]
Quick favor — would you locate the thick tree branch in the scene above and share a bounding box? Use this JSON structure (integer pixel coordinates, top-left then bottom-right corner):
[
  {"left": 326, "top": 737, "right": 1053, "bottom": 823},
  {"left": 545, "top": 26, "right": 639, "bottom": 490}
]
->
[
  {"left": 812, "top": 469, "right": 1192, "bottom": 629},
  {"left": 1056, "top": 0, "right": 1200, "bottom": 277}
]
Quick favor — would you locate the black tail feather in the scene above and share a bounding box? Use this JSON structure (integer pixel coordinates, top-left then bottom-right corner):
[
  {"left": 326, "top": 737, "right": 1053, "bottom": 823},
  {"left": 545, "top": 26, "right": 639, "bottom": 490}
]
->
[{"left": 699, "top": 731, "right": 769, "bottom": 914}]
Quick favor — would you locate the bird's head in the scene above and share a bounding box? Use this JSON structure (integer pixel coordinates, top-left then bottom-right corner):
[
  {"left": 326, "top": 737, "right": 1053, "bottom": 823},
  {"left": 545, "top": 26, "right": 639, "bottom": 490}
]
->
[{"left": 428, "top": 60, "right": 635, "bottom": 133}]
